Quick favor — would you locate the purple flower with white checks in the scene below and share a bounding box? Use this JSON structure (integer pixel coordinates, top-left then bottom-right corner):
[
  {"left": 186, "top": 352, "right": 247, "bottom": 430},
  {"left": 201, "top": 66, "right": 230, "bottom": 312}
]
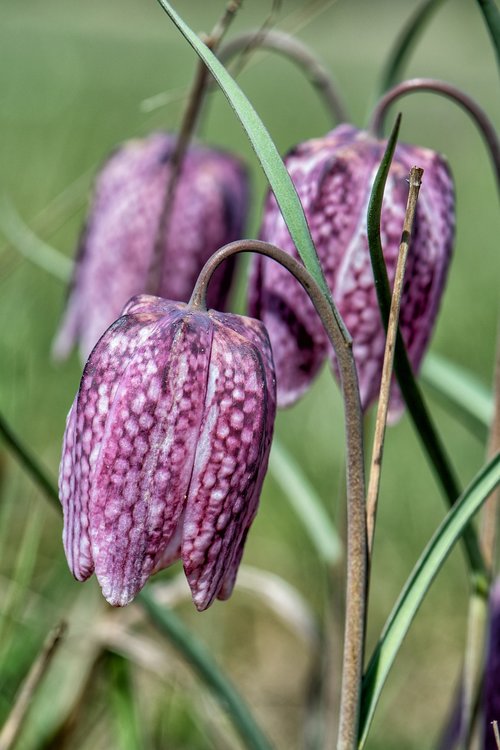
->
[
  {"left": 53, "top": 133, "right": 248, "bottom": 362},
  {"left": 59, "top": 294, "right": 276, "bottom": 611},
  {"left": 483, "top": 578, "right": 500, "bottom": 749},
  {"left": 249, "top": 124, "right": 454, "bottom": 418}
]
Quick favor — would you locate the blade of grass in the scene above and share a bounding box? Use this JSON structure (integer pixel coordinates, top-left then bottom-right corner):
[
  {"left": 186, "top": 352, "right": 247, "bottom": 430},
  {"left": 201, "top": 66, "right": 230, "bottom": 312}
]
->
[
  {"left": 366, "top": 116, "right": 488, "bottom": 587},
  {"left": 421, "top": 352, "right": 492, "bottom": 442},
  {"left": 475, "top": 0, "right": 500, "bottom": 69},
  {"left": 359, "top": 453, "right": 500, "bottom": 748},
  {"left": 107, "top": 653, "right": 144, "bottom": 750},
  {"left": 137, "top": 590, "right": 273, "bottom": 750},
  {"left": 366, "top": 166, "right": 423, "bottom": 557},
  {"left": 375, "top": 0, "right": 449, "bottom": 98}
]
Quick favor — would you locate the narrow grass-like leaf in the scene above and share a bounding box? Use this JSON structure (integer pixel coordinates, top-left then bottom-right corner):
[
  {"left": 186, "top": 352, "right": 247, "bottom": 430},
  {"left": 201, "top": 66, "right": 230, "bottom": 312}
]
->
[
  {"left": 154, "top": 0, "right": 332, "bottom": 301},
  {"left": 108, "top": 653, "right": 143, "bottom": 750},
  {"left": 476, "top": 0, "right": 500, "bottom": 69},
  {"left": 366, "top": 117, "right": 487, "bottom": 583},
  {"left": 269, "top": 437, "right": 342, "bottom": 565},
  {"left": 375, "top": 0, "right": 448, "bottom": 98},
  {"left": 421, "top": 352, "right": 493, "bottom": 441},
  {"left": 0, "top": 412, "right": 60, "bottom": 510},
  {"left": 359, "top": 453, "right": 500, "bottom": 748},
  {"left": 138, "top": 590, "right": 273, "bottom": 750}
]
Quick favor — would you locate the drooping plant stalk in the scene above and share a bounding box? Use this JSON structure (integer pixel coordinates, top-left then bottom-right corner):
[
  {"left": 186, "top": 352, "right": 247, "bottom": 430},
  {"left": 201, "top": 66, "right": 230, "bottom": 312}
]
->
[
  {"left": 217, "top": 29, "right": 349, "bottom": 124},
  {"left": 369, "top": 78, "right": 500, "bottom": 192},
  {"left": 190, "top": 239, "right": 367, "bottom": 750},
  {"left": 145, "top": 0, "right": 243, "bottom": 294},
  {"left": 366, "top": 166, "right": 423, "bottom": 558},
  {"left": 366, "top": 114, "right": 489, "bottom": 592}
]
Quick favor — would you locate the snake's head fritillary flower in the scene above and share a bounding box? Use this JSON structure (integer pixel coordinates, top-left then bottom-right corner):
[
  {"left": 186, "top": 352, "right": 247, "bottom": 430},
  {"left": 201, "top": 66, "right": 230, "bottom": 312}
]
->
[
  {"left": 53, "top": 133, "right": 249, "bottom": 362},
  {"left": 59, "top": 294, "right": 276, "bottom": 611},
  {"left": 483, "top": 578, "right": 500, "bottom": 748},
  {"left": 249, "top": 124, "right": 454, "bottom": 419}
]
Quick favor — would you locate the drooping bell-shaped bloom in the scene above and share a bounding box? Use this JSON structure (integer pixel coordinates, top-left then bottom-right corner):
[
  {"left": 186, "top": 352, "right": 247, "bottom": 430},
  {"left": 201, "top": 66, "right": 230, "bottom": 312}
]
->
[
  {"left": 482, "top": 578, "right": 500, "bottom": 749},
  {"left": 249, "top": 124, "right": 454, "bottom": 418},
  {"left": 53, "top": 133, "right": 249, "bottom": 362},
  {"left": 59, "top": 294, "right": 276, "bottom": 611}
]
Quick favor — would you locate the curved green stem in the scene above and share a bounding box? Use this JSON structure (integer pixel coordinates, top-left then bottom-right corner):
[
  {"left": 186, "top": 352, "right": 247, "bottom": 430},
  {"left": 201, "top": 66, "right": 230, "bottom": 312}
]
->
[
  {"left": 191, "top": 239, "right": 367, "bottom": 750},
  {"left": 217, "top": 29, "right": 349, "bottom": 124}
]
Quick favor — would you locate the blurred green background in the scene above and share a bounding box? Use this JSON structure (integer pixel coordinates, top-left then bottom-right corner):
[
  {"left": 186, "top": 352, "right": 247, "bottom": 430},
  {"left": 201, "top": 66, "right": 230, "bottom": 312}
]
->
[{"left": 0, "top": 1, "right": 498, "bottom": 748}]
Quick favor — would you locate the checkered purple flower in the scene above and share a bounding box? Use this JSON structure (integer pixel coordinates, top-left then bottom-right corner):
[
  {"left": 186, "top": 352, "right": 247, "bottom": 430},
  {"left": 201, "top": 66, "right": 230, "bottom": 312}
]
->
[
  {"left": 59, "top": 294, "right": 276, "bottom": 610},
  {"left": 53, "top": 133, "right": 248, "bottom": 362},
  {"left": 483, "top": 578, "right": 500, "bottom": 748},
  {"left": 249, "top": 124, "right": 455, "bottom": 418}
]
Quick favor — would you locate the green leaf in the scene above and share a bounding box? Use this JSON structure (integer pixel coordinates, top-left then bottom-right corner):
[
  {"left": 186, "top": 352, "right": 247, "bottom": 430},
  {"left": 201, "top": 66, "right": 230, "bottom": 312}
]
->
[
  {"left": 0, "top": 412, "right": 60, "bottom": 511},
  {"left": 359, "top": 453, "right": 500, "bottom": 748},
  {"left": 138, "top": 590, "right": 273, "bottom": 750},
  {"left": 366, "top": 117, "right": 487, "bottom": 584},
  {"left": 269, "top": 437, "right": 342, "bottom": 565},
  {"left": 421, "top": 352, "right": 493, "bottom": 441},
  {"left": 154, "top": 0, "right": 330, "bottom": 300},
  {"left": 108, "top": 653, "right": 144, "bottom": 750},
  {"left": 375, "top": 0, "right": 449, "bottom": 98},
  {"left": 476, "top": 0, "right": 500, "bottom": 70}
]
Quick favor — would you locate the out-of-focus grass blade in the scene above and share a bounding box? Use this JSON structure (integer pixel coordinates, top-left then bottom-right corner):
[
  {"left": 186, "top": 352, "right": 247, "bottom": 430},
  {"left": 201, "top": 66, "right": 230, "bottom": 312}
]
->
[
  {"left": 269, "top": 437, "right": 342, "bottom": 565},
  {"left": 421, "top": 352, "right": 493, "bottom": 441},
  {"left": 366, "top": 116, "right": 487, "bottom": 584},
  {"left": 154, "top": 0, "right": 331, "bottom": 300},
  {"left": 375, "top": 0, "right": 448, "bottom": 98},
  {"left": 138, "top": 590, "right": 273, "bottom": 750},
  {"left": 359, "top": 453, "right": 500, "bottom": 748},
  {"left": 0, "top": 196, "right": 72, "bottom": 282},
  {"left": 108, "top": 653, "right": 144, "bottom": 750},
  {"left": 476, "top": 0, "right": 500, "bottom": 69}
]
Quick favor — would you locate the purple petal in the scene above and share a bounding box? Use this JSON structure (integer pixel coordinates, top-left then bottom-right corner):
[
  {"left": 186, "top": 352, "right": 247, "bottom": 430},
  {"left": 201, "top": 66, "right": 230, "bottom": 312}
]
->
[
  {"left": 89, "top": 309, "right": 213, "bottom": 606},
  {"left": 483, "top": 578, "right": 500, "bottom": 749},
  {"left": 53, "top": 134, "right": 248, "bottom": 361},
  {"left": 62, "top": 311, "right": 166, "bottom": 582},
  {"left": 251, "top": 125, "right": 454, "bottom": 417},
  {"left": 182, "top": 316, "right": 276, "bottom": 611}
]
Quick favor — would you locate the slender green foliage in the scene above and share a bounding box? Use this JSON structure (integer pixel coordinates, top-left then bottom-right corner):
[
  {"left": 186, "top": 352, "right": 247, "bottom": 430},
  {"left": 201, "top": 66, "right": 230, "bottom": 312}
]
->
[
  {"left": 365, "top": 117, "right": 488, "bottom": 585},
  {"left": 138, "top": 590, "right": 274, "bottom": 750},
  {"left": 375, "top": 0, "right": 449, "bottom": 97},
  {"left": 359, "top": 453, "right": 500, "bottom": 747},
  {"left": 476, "top": 0, "right": 500, "bottom": 69}
]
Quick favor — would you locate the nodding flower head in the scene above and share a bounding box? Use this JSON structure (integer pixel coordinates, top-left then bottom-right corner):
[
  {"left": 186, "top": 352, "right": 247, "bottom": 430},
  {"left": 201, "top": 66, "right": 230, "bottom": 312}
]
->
[
  {"left": 249, "top": 124, "right": 454, "bottom": 419},
  {"left": 483, "top": 578, "right": 500, "bottom": 749},
  {"left": 53, "top": 133, "right": 249, "bottom": 362},
  {"left": 59, "top": 294, "right": 276, "bottom": 611}
]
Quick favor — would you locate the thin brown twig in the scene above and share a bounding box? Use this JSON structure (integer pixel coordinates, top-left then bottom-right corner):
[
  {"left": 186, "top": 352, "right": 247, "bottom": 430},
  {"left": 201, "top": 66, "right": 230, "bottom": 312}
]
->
[
  {"left": 366, "top": 166, "right": 423, "bottom": 558},
  {"left": 0, "top": 621, "right": 67, "bottom": 750},
  {"left": 493, "top": 720, "right": 500, "bottom": 750},
  {"left": 145, "top": 0, "right": 242, "bottom": 294}
]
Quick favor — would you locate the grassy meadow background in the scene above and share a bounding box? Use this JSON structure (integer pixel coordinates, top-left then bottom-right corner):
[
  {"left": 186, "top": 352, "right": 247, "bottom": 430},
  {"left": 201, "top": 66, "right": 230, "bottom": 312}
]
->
[{"left": 0, "top": 0, "right": 498, "bottom": 748}]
